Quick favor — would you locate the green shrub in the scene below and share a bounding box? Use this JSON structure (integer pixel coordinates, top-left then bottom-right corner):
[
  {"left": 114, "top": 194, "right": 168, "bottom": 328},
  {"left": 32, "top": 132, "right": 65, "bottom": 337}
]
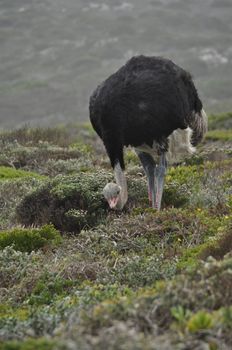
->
[
  {"left": 221, "top": 306, "right": 232, "bottom": 328},
  {"left": 29, "top": 273, "right": 75, "bottom": 305},
  {"left": 0, "top": 304, "right": 29, "bottom": 320},
  {"left": 206, "top": 129, "right": 232, "bottom": 142},
  {"left": 178, "top": 214, "right": 232, "bottom": 270},
  {"left": 163, "top": 182, "right": 190, "bottom": 208},
  {"left": 166, "top": 164, "right": 203, "bottom": 186},
  {"left": 70, "top": 141, "right": 93, "bottom": 155},
  {"left": 0, "top": 125, "right": 72, "bottom": 147},
  {"left": 0, "top": 142, "right": 83, "bottom": 173},
  {"left": 0, "top": 177, "right": 42, "bottom": 230},
  {"left": 124, "top": 149, "right": 140, "bottom": 166},
  {"left": 15, "top": 171, "right": 155, "bottom": 233},
  {"left": 171, "top": 305, "right": 192, "bottom": 331},
  {"left": 0, "top": 225, "right": 62, "bottom": 252},
  {"left": 107, "top": 254, "right": 177, "bottom": 288},
  {"left": 0, "top": 246, "right": 37, "bottom": 289},
  {"left": 42, "top": 158, "right": 93, "bottom": 176},
  {"left": 0, "top": 166, "right": 43, "bottom": 181},
  {"left": 0, "top": 338, "right": 57, "bottom": 350},
  {"left": 198, "top": 222, "right": 232, "bottom": 260},
  {"left": 208, "top": 112, "right": 232, "bottom": 130},
  {"left": 16, "top": 172, "right": 110, "bottom": 233},
  {"left": 187, "top": 310, "right": 214, "bottom": 333}
]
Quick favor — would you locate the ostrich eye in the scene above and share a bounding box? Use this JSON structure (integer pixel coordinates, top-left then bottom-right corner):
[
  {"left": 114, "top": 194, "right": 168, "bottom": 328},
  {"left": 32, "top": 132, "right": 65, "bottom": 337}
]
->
[{"left": 116, "top": 189, "right": 120, "bottom": 195}]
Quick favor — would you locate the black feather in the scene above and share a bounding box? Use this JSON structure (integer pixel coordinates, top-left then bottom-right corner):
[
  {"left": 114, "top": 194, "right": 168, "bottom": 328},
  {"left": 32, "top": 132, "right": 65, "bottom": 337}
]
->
[{"left": 89, "top": 55, "right": 205, "bottom": 168}]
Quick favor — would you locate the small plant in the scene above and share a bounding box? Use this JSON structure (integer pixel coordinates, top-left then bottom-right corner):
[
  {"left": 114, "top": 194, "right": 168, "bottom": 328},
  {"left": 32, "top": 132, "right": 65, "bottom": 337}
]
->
[
  {"left": 187, "top": 310, "right": 214, "bottom": 333},
  {"left": 29, "top": 272, "right": 75, "bottom": 305},
  {"left": 124, "top": 149, "right": 139, "bottom": 166},
  {"left": 0, "top": 225, "right": 62, "bottom": 252},
  {"left": 171, "top": 305, "right": 191, "bottom": 331}
]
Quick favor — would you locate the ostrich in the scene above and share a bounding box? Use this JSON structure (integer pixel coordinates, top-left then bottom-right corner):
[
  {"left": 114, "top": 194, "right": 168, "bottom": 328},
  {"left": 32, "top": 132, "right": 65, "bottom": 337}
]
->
[{"left": 89, "top": 55, "right": 207, "bottom": 210}]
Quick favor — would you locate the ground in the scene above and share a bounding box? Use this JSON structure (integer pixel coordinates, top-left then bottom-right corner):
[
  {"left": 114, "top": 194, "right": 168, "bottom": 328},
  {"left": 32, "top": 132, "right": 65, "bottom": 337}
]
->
[{"left": 0, "top": 113, "right": 231, "bottom": 350}]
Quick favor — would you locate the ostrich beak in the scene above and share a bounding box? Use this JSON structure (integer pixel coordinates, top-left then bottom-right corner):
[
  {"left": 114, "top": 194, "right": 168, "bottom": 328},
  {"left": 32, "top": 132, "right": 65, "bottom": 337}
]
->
[{"left": 108, "top": 196, "right": 119, "bottom": 209}]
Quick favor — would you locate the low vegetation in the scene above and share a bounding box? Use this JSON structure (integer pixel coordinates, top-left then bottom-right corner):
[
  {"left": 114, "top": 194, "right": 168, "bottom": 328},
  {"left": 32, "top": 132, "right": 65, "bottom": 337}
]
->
[
  {"left": 0, "top": 166, "right": 43, "bottom": 181},
  {"left": 0, "top": 225, "right": 62, "bottom": 252},
  {"left": 0, "top": 112, "right": 231, "bottom": 349},
  {"left": 206, "top": 129, "right": 232, "bottom": 142}
]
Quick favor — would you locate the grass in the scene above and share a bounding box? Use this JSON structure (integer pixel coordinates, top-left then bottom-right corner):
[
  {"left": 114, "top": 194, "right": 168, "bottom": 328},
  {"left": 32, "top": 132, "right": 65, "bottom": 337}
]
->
[{"left": 0, "top": 113, "right": 232, "bottom": 349}]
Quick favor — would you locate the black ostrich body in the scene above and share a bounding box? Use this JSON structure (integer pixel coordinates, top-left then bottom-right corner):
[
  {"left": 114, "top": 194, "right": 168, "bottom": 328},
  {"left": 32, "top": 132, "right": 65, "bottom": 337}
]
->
[{"left": 89, "top": 55, "right": 207, "bottom": 210}]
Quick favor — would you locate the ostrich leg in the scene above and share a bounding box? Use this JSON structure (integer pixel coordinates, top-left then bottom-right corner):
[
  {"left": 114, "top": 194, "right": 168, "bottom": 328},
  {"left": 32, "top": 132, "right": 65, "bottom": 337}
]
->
[
  {"left": 136, "top": 151, "right": 156, "bottom": 208},
  {"left": 154, "top": 153, "right": 167, "bottom": 210}
]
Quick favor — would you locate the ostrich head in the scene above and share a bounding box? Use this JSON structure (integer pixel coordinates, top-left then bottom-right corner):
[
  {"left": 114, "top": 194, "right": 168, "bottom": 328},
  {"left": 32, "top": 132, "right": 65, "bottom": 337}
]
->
[
  {"left": 103, "top": 183, "right": 122, "bottom": 209},
  {"left": 103, "top": 163, "right": 128, "bottom": 210}
]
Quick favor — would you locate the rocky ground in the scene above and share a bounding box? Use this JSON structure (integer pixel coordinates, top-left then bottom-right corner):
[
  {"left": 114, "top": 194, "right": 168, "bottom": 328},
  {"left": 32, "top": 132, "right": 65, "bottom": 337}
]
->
[{"left": 0, "top": 112, "right": 231, "bottom": 349}]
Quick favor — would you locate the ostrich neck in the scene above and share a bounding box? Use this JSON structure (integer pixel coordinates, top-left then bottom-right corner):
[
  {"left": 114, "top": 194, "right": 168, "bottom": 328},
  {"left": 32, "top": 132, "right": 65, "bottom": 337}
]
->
[{"left": 114, "top": 163, "right": 128, "bottom": 209}]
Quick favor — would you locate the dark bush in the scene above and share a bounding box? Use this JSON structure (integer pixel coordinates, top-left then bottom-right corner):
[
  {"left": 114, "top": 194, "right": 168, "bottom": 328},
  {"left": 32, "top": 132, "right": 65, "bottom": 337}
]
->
[{"left": 16, "top": 172, "right": 111, "bottom": 233}]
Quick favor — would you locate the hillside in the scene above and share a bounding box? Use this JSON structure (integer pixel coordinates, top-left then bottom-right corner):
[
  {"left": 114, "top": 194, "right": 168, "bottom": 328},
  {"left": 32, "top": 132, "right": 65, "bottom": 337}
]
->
[
  {"left": 0, "top": 112, "right": 232, "bottom": 349},
  {"left": 1, "top": 0, "right": 232, "bottom": 128}
]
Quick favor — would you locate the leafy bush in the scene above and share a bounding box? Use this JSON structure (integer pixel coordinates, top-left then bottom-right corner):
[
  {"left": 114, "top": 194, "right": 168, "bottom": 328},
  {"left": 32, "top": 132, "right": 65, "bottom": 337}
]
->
[
  {"left": 177, "top": 213, "right": 231, "bottom": 270},
  {"left": 0, "top": 225, "right": 62, "bottom": 252},
  {"left": 29, "top": 273, "right": 75, "bottom": 305},
  {"left": 16, "top": 172, "right": 110, "bottom": 233},
  {"left": 187, "top": 310, "right": 214, "bottom": 333},
  {"left": 0, "top": 177, "right": 43, "bottom": 230},
  {"left": 0, "top": 338, "right": 57, "bottom": 350},
  {"left": 171, "top": 305, "right": 191, "bottom": 331},
  {"left": 0, "top": 246, "right": 37, "bottom": 289},
  {"left": 42, "top": 158, "right": 93, "bottom": 176},
  {"left": 198, "top": 222, "right": 232, "bottom": 260},
  {"left": 79, "top": 254, "right": 232, "bottom": 335},
  {"left": 106, "top": 254, "right": 177, "bottom": 287},
  {"left": 0, "top": 125, "right": 72, "bottom": 147},
  {"left": 0, "top": 166, "right": 43, "bottom": 181},
  {"left": 163, "top": 182, "right": 190, "bottom": 208},
  {"left": 208, "top": 112, "right": 232, "bottom": 130},
  {"left": 206, "top": 129, "right": 232, "bottom": 142},
  {"left": 0, "top": 142, "right": 83, "bottom": 173}
]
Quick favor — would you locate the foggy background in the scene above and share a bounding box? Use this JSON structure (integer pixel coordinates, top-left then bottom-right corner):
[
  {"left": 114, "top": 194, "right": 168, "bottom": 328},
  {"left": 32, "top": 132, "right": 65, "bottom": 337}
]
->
[{"left": 0, "top": 0, "right": 232, "bottom": 129}]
